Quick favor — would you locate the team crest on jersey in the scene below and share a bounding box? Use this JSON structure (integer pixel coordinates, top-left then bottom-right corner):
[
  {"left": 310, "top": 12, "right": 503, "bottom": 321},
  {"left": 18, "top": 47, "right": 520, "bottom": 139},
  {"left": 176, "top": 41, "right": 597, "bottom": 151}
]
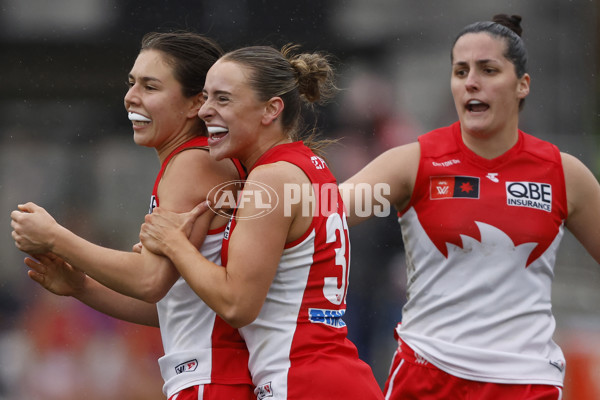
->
[
  {"left": 174, "top": 359, "right": 198, "bottom": 374},
  {"left": 257, "top": 381, "right": 274, "bottom": 399},
  {"left": 148, "top": 195, "right": 157, "bottom": 213},
  {"left": 430, "top": 176, "right": 479, "bottom": 199},
  {"left": 506, "top": 181, "right": 552, "bottom": 212}
]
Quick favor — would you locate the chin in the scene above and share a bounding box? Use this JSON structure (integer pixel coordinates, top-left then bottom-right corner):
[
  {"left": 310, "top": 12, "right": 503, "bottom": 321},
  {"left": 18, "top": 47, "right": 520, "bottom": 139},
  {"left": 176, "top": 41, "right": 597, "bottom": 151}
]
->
[
  {"left": 460, "top": 117, "right": 491, "bottom": 135},
  {"left": 132, "top": 134, "right": 156, "bottom": 149},
  {"left": 132, "top": 135, "right": 145, "bottom": 145},
  {"left": 208, "top": 145, "right": 229, "bottom": 161},
  {"left": 464, "top": 123, "right": 486, "bottom": 133},
  {"left": 132, "top": 136, "right": 148, "bottom": 147}
]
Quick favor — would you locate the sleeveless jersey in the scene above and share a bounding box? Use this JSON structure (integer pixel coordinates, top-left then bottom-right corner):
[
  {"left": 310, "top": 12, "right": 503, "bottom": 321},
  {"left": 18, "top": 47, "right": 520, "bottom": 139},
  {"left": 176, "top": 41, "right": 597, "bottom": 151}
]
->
[
  {"left": 397, "top": 121, "right": 568, "bottom": 386},
  {"left": 221, "top": 142, "right": 383, "bottom": 400},
  {"left": 150, "top": 136, "right": 251, "bottom": 397}
]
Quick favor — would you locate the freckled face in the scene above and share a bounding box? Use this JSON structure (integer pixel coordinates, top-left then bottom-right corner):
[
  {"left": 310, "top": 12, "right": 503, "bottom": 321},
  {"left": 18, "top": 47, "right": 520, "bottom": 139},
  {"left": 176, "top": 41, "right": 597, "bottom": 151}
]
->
[
  {"left": 451, "top": 32, "right": 529, "bottom": 138},
  {"left": 199, "top": 60, "right": 267, "bottom": 163},
  {"left": 124, "top": 50, "right": 197, "bottom": 149}
]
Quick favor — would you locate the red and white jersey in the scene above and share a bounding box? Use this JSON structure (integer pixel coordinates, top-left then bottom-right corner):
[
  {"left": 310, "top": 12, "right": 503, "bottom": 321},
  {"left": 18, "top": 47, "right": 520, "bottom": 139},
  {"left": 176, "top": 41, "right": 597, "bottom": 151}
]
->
[
  {"left": 397, "top": 121, "right": 568, "bottom": 386},
  {"left": 151, "top": 136, "right": 251, "bottom": 398},
  {"left": 222, "top": 142, "right": 383, "bottom": 400}
]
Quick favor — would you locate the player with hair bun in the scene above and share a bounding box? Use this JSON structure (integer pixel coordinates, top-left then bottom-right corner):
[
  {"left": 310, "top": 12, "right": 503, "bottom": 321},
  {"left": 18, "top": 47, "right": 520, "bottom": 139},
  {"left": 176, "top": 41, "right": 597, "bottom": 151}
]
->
[
  {"left": 341, "top": 14, "right": 600, "bottom": 399},
  {"left": 139, "top": 44, "right": 384, "bottom": 400}
]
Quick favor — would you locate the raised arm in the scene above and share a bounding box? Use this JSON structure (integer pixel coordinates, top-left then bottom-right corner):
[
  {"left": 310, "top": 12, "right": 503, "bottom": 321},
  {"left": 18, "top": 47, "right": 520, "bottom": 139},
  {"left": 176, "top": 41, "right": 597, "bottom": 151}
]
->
[
  {"left": 562, "top": 152, "right": 600, "bottom": 263},
  {"left": 11, "top": 148, "right": 236, "bottom": 302},
  {"left": 11, "top": 203, "right": 175, "bottom": 303},
  {"left": 340, "top": 142, "right": 420, "bottom": 227}
]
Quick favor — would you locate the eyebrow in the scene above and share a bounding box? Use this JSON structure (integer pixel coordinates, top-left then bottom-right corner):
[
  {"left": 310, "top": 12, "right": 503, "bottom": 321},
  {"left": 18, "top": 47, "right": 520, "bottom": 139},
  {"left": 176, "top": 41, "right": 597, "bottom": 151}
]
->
[
  {"left": 203, "top": 89, "right": 232, "bottom": 96},
  {"left": 452, "top": 59, "right": 498, "bottom": 67},
  {"left": 128, "top": 74, "right": 162, "bottom": 84}
]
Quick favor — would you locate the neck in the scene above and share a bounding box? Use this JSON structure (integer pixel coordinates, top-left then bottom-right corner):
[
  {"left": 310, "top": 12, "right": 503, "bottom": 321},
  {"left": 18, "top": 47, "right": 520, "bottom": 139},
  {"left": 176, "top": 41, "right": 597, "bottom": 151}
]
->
[
  {"left": 156, "top": 130, "right": 201, "bottom": 164},
  {"left": 243, "top": 136, "right": 292, "bottom": 170},
  {"left": 460, "top": 123, "right": 519, "bottom": 160}
]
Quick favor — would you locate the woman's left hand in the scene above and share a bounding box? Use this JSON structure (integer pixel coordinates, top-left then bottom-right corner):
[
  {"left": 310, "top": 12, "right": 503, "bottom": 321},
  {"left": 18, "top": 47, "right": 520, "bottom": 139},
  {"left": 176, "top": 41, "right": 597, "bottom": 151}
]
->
[{"left": 140, "top": 201, "right": 210, "bottom": 256}]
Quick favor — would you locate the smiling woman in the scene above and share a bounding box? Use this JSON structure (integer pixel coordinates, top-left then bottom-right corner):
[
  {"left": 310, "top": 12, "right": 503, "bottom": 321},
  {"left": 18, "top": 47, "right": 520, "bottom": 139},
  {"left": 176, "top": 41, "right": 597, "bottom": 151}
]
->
[
  {"left": 125, "top": 47, "right": 207, "bottom": 156},
  {"left": 139, "top": 44, "right": 384, "bottom": 400},
  {"left": 340, "top": 13, "right": 600, "bottom": 400},
  {"left": 11, "top": 31, "right": 254, "bottom": 400}
]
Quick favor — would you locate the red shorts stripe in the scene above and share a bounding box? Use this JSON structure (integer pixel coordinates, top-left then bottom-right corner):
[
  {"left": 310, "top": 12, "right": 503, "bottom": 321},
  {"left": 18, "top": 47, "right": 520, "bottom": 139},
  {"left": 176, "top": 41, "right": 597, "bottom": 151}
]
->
[
  {"left": 169, "top": 384, "right": 255, "bottom": 400},
  {"left": 384, "top": 341, "right": 563, "bottom": 400}
]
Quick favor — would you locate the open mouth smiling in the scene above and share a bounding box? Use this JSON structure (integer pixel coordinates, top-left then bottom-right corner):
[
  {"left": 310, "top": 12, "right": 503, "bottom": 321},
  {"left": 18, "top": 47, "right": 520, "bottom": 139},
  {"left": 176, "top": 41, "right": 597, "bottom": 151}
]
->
[
  {"left": 128, "top": 112, "right": 152, "bottom": 126},
  {"left": 207, "top": 126, "right": 229, "bottom": 145}
]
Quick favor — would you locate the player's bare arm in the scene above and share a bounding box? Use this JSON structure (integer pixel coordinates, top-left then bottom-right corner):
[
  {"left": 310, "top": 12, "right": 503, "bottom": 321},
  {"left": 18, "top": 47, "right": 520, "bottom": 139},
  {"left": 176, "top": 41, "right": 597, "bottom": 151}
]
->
[
  {"left": 11, "top": 149, "right": 235, "bottom": 303},
  {"left": 24, "top": 253, "right": 159, "bottom": 326},
  {"left": 562, "top": 152, "right": 600, "bottom": 263},
  {"left": 140, "top": 162, "right": 302, "bottom": 328},
  {"left": 341, "top": 142, "right": 420, "bottom": 226}
]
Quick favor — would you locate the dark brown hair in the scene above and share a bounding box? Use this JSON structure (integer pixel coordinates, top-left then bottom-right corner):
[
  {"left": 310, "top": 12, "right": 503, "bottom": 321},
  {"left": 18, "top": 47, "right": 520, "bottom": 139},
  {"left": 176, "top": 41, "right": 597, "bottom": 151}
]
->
[
  {"left": 453, "top": 14, "right": 527, "bottom": 78},
  {"left": 140, "top": 31, "right": 223, "bottom": 98},
  {"left": 452, "top": 14, "right": 528, "bottom": 109}
]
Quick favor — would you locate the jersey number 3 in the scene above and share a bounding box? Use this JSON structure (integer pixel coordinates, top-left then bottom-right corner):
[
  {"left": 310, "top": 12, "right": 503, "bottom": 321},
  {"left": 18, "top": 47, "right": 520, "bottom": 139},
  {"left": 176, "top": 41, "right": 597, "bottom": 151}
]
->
[{"left": 323, "top": 213, "right": 350, "bottom": 305}]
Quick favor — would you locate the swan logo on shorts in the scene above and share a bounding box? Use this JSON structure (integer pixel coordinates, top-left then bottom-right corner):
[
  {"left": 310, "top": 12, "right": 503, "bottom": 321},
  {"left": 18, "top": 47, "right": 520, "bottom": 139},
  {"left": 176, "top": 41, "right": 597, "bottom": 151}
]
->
[
  {"left": 257, "top": 381, "right": 273, "bottom": 399},
  {"left": 174, "top": 359, "right": 198, "bottom": 374},
  {"left": 506, "top": 181, "right": 552, "bottom": 212}
]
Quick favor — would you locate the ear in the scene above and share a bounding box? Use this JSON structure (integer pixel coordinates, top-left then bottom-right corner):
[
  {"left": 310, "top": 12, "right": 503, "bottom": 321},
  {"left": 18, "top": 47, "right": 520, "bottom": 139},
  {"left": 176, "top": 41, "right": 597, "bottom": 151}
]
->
[
  {"left": 262, "top": 97, "right": 284, "bottom": 125},
  {"left": 517, "top": 73, "right": 530, "bottom": 100},
  {"left": 186, "top": 93, "right": 204, "bottom": 119}
]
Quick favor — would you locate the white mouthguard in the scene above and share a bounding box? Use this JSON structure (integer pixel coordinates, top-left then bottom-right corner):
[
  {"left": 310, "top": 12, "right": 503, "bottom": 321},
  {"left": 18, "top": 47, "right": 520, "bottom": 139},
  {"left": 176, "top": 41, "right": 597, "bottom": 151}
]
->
[
  {"left": 128, "top": 112, "right": 151, "bottom": 122},
  {"left": 207, "top": 126, "right": 228, "bottom": 134}
]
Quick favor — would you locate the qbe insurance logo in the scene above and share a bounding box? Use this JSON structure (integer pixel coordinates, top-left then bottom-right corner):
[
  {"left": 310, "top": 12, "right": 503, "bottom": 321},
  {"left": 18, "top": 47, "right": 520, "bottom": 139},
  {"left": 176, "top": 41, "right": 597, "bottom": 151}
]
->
[
  {"left": 505, "top": 181, "right": 552, "bottom": 212},
  {"left": 206, "top": 180, "right": 391, "bottom": 220}
]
